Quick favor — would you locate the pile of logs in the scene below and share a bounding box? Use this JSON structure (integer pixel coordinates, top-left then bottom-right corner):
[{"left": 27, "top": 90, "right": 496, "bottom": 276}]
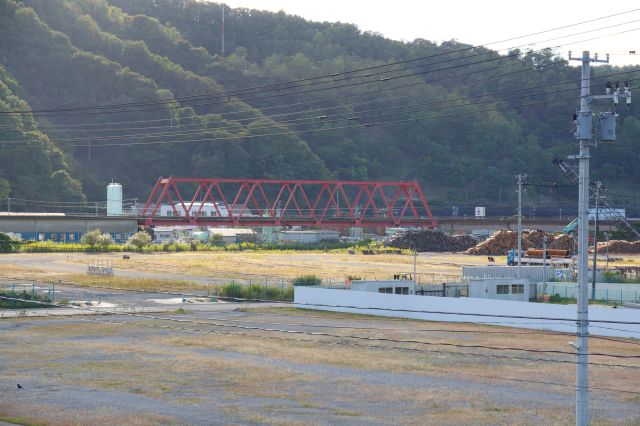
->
[
  {"left": 596, "top": 240, "right": 640, "bottom": 254},
  {"left": 386, "top": 230, "right": 477, "bottom": 252},
  {"left": 465, "top": 230, "right": 575, "bottom": 255}
]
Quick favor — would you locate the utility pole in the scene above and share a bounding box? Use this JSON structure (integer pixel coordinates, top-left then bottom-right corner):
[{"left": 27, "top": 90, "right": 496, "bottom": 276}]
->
[
  {"left": 516, "top": 174, "right": 526, "bottom": 279},
  {"left": 7, "top": 197, "right": 10, "bottom": 213},
  {"left": 413, "top": 248, "right": 417, "bottom": 287},
  {"left": 542, "top": 235, "right": 548, "bottom": 294},
  {"left": 568, "top": 50, "right": 630, "bottom": 426},
  {"left": 605, "top": 232, "right": 610, "bottom": 269},
  {"left": 591, "top": 181, "right": 601, "bottom": 300},
  {"left": 569, "top": 50, "right": 597, "bottom": 426},
  {"left": 221, "top": 5, "right": 225, "bottom": 57}
]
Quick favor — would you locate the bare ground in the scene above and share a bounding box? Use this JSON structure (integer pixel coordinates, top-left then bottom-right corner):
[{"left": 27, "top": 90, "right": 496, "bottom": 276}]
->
[{"left": 0, "top": 308, "right": 638, "bottom": 425}]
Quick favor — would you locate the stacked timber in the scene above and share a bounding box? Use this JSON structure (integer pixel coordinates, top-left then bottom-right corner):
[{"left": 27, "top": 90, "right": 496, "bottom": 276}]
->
[
  {"left": 597, "top": 240, "right": 640, "bottom": 254},
  {"left": 386, "top": 230, "right": 477, "bottom": 252},
  {"left": 465, "top": 230, "right": 575, "bottom": 255},
  {"left": 550, "top": 234, "right": 575, "bottom": 251}
]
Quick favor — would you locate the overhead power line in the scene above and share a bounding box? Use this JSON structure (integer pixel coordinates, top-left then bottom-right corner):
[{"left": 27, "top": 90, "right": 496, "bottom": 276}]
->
[
  {"left": 2, "top": 16, "right": 639, "bottom": 117},
  {"left": 3, "top": 70, "right": 637, "bottom": 147},
  {"left": 0, "top": 85, "right": 635, "bottom": 151}
]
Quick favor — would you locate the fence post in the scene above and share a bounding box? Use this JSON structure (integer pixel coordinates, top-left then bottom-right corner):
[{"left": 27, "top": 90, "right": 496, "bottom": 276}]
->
[
  {"left": 32, "top": 283, "right": 35, "bottom": 301},
  {"left": 621, "top": 290, "right": 623, "bottom": 304},
  {"left": 606, "top": 288, "right": 609, "bottom": 302}
]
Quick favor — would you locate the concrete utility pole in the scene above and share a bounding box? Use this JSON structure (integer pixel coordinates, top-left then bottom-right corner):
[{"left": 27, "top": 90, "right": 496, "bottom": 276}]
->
[
  {"left": 516, "top": 174, "right": 526, "bottom": 279},
  {"left": 569, "top": 50, "right": 597, "bottom": 426},
  {"left": 542, "top": 235, "right": 548, "bottom": 294},
  {"left": 568, "top": 50, "right": 630, "bottom": 426},
  {"left": 221, "top": 5, "right": 225, "bottom": 57},
  {"left": 568, "top": 49, "right": 614, "bottom": 426},
  {"left": 591, "top": 181, "right": 601, "bottom": 300},
  {"left": 413, "top": 248, "right": 417, "bottom": 287},
  {"left": 605, "top": 232, "right": 610, "bottom": 269}
]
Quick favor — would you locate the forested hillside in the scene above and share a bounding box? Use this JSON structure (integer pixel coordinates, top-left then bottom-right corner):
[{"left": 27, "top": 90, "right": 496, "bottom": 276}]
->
[{"left": 0, "top": 0, "right": 638, "bottom": 210}]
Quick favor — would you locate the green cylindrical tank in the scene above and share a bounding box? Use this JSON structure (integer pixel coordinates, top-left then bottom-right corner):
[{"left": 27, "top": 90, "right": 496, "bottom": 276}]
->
[{"left": 191, "top": 231, "right": 209, "bottom": 242}]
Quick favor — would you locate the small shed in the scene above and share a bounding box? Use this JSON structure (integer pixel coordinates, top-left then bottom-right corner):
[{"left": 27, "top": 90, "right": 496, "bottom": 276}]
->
[{"left": 153, "top": 226, "right": 176, "bottom": 243}]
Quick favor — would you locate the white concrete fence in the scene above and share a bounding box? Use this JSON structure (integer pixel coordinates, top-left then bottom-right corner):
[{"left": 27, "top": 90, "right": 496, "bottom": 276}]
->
[{"left": 294, "top": 287, "right": 640, "bottom": 338}]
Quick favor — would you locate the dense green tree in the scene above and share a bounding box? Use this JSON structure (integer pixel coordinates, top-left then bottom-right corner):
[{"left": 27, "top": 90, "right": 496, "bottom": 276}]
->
[
  {"left": 0, "top": 0, "right": 637, "bottom": 211},
  {"left": 127, "top": 230, "right": 152, "bottom": 251}
]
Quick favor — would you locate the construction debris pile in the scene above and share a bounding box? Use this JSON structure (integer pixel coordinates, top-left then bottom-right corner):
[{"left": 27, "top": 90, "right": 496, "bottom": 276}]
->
[
  {"left": 386, "top": 230, "right": 477, "bottom": 252},
  {"left": 465, "top": 230, "right": 575, "bottom": 255},
  {"left": 597, "top": 240, "right": 640, "bottom": 254}
]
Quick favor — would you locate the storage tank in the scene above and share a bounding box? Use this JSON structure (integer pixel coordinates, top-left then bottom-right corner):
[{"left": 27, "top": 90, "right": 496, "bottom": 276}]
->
[
  {"left": 107, "top": 182, "right": 123, "bottom": 216},
  {"left": 191, "top": 231, "right": 209, "bottom": 242}
]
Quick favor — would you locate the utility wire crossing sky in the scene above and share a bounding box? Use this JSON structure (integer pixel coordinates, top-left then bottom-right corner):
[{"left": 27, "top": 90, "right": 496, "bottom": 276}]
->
[{"left": 217, "top": 0, "right": 640, "bottom": 65}]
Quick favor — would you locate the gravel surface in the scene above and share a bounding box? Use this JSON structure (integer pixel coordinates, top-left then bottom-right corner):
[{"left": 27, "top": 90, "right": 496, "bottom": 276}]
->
[{"left": 1, "top": 309, "right": 638, "bottom": 425}]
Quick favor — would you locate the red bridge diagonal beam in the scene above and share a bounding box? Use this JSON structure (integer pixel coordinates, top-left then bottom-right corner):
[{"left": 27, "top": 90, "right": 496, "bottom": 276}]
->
[{"left": 141, "top": 177, "right": 437, "bottom": 228}]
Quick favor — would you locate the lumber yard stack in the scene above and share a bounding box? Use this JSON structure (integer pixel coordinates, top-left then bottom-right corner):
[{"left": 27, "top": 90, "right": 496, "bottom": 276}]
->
[
  {"left": 386, "top": 230, "right": 477, "bottom": 252},
  {"left": 465, "top": 230, "right": 575, "bottom": 256},
  {"left": 597, "top": 240, "right": 640, "bottom": 253}
]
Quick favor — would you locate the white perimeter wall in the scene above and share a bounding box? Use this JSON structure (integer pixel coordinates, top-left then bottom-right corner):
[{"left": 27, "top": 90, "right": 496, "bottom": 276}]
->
[{"left": 294, "top": 287, "right": 640, "bottom": 339}]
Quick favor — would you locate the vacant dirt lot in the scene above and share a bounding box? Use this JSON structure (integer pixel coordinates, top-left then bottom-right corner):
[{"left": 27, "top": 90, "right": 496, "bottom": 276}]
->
[
  {"left": 3, "top": 251, "right": 640, "bottom": 287},
  {"left": 1, "top": 307, "right": 638, "bottom": 425},
  {"left": 0, "top": 251, "right": 498, "bottom": 285}
]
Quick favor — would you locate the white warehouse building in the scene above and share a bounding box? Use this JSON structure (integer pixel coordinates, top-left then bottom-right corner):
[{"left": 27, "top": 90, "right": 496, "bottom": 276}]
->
[{"left": 279, "top": 230, "right": 340, "bottom": 244}]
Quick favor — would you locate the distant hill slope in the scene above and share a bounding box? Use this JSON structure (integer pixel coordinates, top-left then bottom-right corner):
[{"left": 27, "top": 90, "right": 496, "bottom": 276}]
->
[
  {"left": 0, "top": 0, "right": 638, "bottom": 209},
  {"left": 0, "top": 65, "right": 84, "bottom": 204}
]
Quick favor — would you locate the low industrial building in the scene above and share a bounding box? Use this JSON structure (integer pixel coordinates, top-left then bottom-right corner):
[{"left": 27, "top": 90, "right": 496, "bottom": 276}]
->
[
  {"left": 279, "top": 229, "right": 340, "bottom": 243},
  {"left": 468, "top": 278, "right": 530, "bottom": 302},
  {"left": 0, "top": 213, "right": 137, "bottom": 243},
  {"left": 351, "top": 280, "right": 415, "bottom": 295},
  {"left": 208, "top": 227, "right": 256, "bottom": 244},
  {"left": 152, "top": 226, "right": 179, "bottom": 243}
]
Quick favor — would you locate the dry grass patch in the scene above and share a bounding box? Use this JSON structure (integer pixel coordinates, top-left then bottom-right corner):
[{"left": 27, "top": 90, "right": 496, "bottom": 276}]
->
[
  {"left": 61, "top": 274, "right": 204, "bottom": 292},
  {"left": 0, "top": 401, "right": 179, "bottom": 426}
]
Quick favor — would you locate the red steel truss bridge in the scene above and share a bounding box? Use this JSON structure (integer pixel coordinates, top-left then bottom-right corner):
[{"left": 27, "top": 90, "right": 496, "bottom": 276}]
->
[{"left": 141, "top": 177, "right": 437, "bottom": 228}]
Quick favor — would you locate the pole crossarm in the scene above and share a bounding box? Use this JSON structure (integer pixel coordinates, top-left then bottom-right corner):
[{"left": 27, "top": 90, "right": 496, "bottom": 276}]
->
[{"left": 141, "top": 177, "right": 437, "bottom": 228}]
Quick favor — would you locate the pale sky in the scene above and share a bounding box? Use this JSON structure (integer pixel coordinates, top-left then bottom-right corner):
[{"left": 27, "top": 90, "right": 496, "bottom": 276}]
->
[{"left": 217, "top": 1, "right": 640, "bottom": 66}]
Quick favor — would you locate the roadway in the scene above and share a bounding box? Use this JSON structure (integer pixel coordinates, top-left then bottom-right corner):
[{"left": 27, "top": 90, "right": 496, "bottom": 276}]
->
[{"left": 1, "top": 213, "right": 636, "bottom": 235}]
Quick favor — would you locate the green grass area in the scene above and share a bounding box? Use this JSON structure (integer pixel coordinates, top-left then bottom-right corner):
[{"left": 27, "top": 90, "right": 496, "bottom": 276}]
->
[
  {"left": 601, "top": 270, "right": 640, "bottom": 284},
  {"left": 15, "top": 239, "right": 411, "bottom": 255},
  {"left": 32, "top": 274, "right": 293, "bottom": 301},
  {"left": 64, "top": 274, "right": 203, "bottom": 292},
  {"left": 535, "top": 293, "right": 621, "bottom": 306},
  {"left": 0, "top": 289, "right": 54, "bottom": 309},
  {"left": 214, "top": 282, "right": 293, "bottom": 301},
  {"left": 0, "top": 415, "right": 43, "bottom": 426}
]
